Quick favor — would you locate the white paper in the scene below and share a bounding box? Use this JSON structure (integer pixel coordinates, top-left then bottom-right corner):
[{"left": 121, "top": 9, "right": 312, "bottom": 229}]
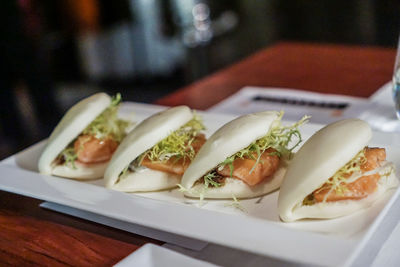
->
[
  {"left": 208, "top": 86, "right": 370, "bottom": 125},
  {"left": 208, "top": 85, "right": 400, "bottom": 133}
]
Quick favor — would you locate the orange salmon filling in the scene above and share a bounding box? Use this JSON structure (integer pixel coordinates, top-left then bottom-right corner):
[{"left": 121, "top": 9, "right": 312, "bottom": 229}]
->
[
  {"left": 313, "top": 147, "right": 386, "bottom": 202},
  {"left": 217, "top": 148, "right": 280, "bottom": 186},
  {"left": 74, "top": 134, "right": 118, "bottom": 164},
  {"left": 140, "top": 134, "right": 206, "bottom": 175}
]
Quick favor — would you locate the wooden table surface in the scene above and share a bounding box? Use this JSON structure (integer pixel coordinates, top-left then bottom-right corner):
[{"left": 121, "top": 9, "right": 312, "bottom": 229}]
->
[
  {"left": 156, "top": 42, "right": 395, "bottom": 109},
  {"left": 0, "top": 42, "right": 396, "bottom": 266}
]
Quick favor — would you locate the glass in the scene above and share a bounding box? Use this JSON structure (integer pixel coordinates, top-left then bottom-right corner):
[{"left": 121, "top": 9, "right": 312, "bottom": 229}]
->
[{"left": 393, "top": 34, "right": 400, "bottom": 119}]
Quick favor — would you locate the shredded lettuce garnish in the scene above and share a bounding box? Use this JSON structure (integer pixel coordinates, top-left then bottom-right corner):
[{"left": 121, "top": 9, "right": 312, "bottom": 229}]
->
[
  {"left": 60, "top": 147, "right": 78, "bottom": 168},
  {"left": 177, "top": 184, "right": 188, "bottom": 192},
  {"left": 224, "top": 194, "right": 246, "bottom": 212},
  {"left": 219, "top": 112, "right": 309, "bottom": 177},
  {"left": 194, "top": 171, "right": 224, "bottom": 190},
  {"left": 317, "top": 149, "right": 367, "bottom": 196},
  {"left": 203, "top": 171, "right": 222, "bottom": 188},
  {"left": 197, "top": 112, "right": 309, "bottom": 189},
  {"left": 303, "top": 148, "right": 367, "bottom": 205},
  {"left": 177, "top": 184, "right": 206, "bottom": 206},
  {"left": 83, "top": 93, "right": 130, "bottom": 142},
  {"left": 118, "top": 113, "right": 205, "bottom": 178},
  {"left": 142, "top": 113, "right": 205, "bottom": 163},
  {"left": 57, "top": 93, "right": 129, "bottom": 167}
]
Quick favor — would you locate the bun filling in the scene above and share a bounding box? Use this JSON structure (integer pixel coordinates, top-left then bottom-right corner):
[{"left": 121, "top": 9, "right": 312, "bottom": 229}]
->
[
  {"left": 118, "top": 115, "right": 206, "bottom": 183},
  {"left": 192, "top": 114, "right": 308, "bottom": 192},
  {"left": 303, "top": 147, "right": 394, "bottom": 205},
  {"left": 52, "top": 94, "right": 129, "bottom": 169}
]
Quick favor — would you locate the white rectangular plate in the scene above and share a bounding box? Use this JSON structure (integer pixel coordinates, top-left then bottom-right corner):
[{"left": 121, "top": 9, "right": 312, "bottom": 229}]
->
[
  {"left": 115, "top": 244, "right": 218, "bottom": 267},
  {"left": 1, "top": 102, "right": 400, "bottom": 266}
]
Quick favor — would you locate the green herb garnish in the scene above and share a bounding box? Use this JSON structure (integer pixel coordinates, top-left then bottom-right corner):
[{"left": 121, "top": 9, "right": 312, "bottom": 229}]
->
[
  {"left": 203, "top": 171, "right": 222, "bottom": 188},
  {"left": 57, "top": 93, "right": 129, "bottom": 168},
  {"left": 219, "top": 112, "right": 309, "bottom": 177},
  {"left": 83, "top": 93, "right": 130, "bottom": 142},
  {"left": 60, "top": 146, "right": 78, "bottom": 169},
  {"left": 143, "top": 113, "right": 205, "bottom": 163},
  {"left": 316, "top": 148, "right": 367, "bottom": 196},
  {"left": 177, "top": 184, "right": 188, "bottom": 192},
  {"left": 304, "top": 148, "right": 368, "bottom": 205},
  {"left": 224, "top": 194, "right": 246, "bottom": 212}
]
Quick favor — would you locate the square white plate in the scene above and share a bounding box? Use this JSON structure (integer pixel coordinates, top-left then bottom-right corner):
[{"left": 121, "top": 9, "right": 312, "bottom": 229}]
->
[
  {"left": 1, "top": 102, "right": 400, "bottom": 266},
  {"left": 115, "top": 244, "right": 218, "bottom": 267}
]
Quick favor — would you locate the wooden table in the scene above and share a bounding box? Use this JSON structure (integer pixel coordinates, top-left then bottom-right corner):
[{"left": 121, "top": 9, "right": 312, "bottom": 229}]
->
[
  {"left": 156, "top": 42, "right": 395, "bottom": 109},
  {"left": 0, "top": 42, "right": 396, "bottom": 266}
]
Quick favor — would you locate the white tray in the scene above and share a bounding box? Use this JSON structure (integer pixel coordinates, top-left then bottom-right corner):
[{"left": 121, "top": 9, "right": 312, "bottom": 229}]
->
[
  {"left": 115, "top": 244, "right": 218, "bottom": 267},
  {"left": 1, "top": 102, "right": 400, "bottom": 266}
]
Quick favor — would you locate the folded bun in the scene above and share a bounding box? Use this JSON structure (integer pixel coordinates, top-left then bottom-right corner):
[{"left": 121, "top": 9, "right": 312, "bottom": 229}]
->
[
  {"left": 105, "top": 106, "right": 193, "bottom": 191},
  {"left": 278, "top": 119, "right": 398, "bottom": 222},
  {"left": 38, "top": 93, "right": 111, "bottom": 178},
  {"left": 51, "top": 161, "right": 109, "bottom": 180},
  {"left": 184, "top": 163, "right": 287, "bottom": 199},
  {"left": 283, "top": 167, "right": 397, "bottom": 221},
  {"left": 182, "top": 111, "right": 282, "bottom": 199},
  {"left": 110, "top": 169, "right": 180, "bottom": 192}
]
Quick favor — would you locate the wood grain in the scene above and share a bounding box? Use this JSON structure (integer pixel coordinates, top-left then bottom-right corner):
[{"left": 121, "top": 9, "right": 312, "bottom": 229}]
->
[
  {"left": 0, "top": 191, "right": 161, "bottom": 266},
  {"left": 156, "top": 42, "right": 396, "bottom": 110},
  {"left": 0, "top": 212, "right": 138, "bottom": 266}
]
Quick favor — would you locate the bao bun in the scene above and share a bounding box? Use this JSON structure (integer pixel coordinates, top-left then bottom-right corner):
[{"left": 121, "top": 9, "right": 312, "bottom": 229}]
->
[
  {"left": 38, "top": 93, "right": 111, "bottom": 179},
  {"left": 181, "top": 111, "right": 286, "bottom": 199},
  {"left": 104, "top": 105, "right": 193, "bottom": 192},
  {"left": 278, "top": 119, "right": 398, "bottom": 222}
]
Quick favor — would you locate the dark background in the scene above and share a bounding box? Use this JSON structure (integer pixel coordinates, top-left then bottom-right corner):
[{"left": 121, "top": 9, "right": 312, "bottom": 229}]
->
[{"left": 0, "top": 0, "right": 399, "bottom": 159}]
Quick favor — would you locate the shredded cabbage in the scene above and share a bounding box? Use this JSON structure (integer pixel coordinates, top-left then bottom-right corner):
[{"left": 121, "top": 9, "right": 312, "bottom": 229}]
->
[
  {"left": 57, "top": 93, "right": 129, "bottom": 168},
  {"left": 118, "top": 113, "right": 205, "bottom": 178},
  {"left": 142, "top": 113, "right": 205, "bottom": 163},
  {"left": 83, "top": 93, "right": 130, "bottom": 142},
  {"left": 224, "top": 194, "right": 246, "bottom": 212},
  {"left": 317, "top": 149, "right": 367, "bottom": 195},
  {"left": 199, "top": 112, "right": 309, "bottom": 188},
  {"left": 60, "top": 147, "right": 78, "bottom": 168},
  {"left": 203, "top": 171, "right": 223, "bottom": 188},
  {"left": 177, "top": 184, "right": 188, "bottom": 192},
  {"left": 303, "top": 148, "right": 367, "bottom": 205},
  {"left": 219, "top": 112, "right": 309, "bottom": 177}
]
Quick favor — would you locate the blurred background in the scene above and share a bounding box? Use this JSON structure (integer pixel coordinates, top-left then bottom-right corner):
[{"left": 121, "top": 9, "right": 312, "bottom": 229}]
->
[{"left": 0, "top": 0, "right": 400, "bottom": 159}]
